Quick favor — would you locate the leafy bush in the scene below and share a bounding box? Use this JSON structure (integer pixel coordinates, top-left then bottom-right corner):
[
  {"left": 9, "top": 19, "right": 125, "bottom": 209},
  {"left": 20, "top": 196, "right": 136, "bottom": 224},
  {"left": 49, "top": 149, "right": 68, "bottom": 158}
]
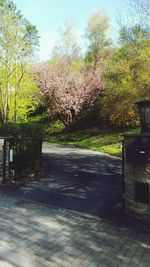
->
[
  {"left": 0, "top": 122, "right": 44, "bottom": 139},
  {"left": 44, "top": 120, "right": 65, "bottom": 136},
  {"left": 101, "top": 29, "right": 150, "bottom": 128}
]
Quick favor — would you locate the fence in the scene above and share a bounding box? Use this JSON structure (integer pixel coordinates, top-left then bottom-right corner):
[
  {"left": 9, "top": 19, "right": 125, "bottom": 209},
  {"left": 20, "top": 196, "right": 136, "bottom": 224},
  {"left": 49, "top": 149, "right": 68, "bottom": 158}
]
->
[{"left": 0, "top": 138, "right": 42, "bottom": 183}]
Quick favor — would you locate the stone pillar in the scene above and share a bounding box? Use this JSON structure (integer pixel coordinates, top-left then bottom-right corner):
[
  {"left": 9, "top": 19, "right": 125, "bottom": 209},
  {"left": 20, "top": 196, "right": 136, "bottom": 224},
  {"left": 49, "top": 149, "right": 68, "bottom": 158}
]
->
[{"left": 123, "top": 135, "right": 150, "bottom": 217}]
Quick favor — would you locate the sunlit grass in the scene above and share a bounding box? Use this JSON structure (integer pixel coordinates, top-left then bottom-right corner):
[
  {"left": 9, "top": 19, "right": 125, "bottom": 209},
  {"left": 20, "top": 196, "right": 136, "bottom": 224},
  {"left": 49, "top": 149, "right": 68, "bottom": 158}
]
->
[{"left": 45, "top": 127, "right": 140, "bottom": 157}]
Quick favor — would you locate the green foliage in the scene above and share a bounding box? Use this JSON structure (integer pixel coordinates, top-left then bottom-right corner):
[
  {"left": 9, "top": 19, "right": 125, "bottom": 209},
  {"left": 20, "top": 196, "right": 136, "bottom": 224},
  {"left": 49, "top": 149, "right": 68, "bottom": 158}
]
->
[
  {"left": 67, "top": 101, "right": 100, "bottom": 131},
  {"left": 44, "top": 120, "right": 65, "bottom": 135},
  {"left": 0, "top": 1, "right": 149, "bottom": 133},
  {"left": 8, "top": 65, "right": 38, "bottom": 122},
  {"left": 119, "top": 24, "right": 150, "bottom": 45},
  {"left": 85, "top": 11, "right": 111, "bottom": 68},
  {"left": 0, "top": 122, "right": 44, "bottom": 138},
  {"left": 44, "top": 127, "right": 140, "bottom": 157},
  {"left": 101, "top": 25, "right": 150, "bottom": 128},
  {"left": 0, "top": 0, "right": 39, "bottom": 123}
]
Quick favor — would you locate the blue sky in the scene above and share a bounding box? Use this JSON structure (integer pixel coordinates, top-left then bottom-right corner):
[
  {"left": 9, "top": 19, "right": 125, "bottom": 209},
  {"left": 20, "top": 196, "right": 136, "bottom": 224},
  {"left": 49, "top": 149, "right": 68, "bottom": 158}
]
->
[{"left": 14, "top": 0, "right": 128, "bottom": 61}]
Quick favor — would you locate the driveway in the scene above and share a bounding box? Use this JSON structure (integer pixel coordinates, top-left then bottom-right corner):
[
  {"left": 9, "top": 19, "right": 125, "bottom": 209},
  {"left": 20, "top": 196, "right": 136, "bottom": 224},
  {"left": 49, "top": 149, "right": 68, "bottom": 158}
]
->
[
  {"left": 0, "top": 143, "right": 150, "bottom": 267},
  {"left": 0, "top": 143, "right": 122, "bottom": 218}
]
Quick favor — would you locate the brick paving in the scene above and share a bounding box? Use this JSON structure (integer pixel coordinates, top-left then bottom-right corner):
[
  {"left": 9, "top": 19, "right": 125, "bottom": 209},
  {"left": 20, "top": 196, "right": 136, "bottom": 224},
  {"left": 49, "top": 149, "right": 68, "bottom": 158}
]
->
[{"left": 0, "top": 193, "right": 150, "bottom": 267}]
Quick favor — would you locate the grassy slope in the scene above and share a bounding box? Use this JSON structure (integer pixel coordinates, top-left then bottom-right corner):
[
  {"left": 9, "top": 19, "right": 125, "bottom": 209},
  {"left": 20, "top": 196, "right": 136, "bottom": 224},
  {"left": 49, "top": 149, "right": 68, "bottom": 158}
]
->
[{"left": 44, "top": 126, "right": 140, "bottom": 157}]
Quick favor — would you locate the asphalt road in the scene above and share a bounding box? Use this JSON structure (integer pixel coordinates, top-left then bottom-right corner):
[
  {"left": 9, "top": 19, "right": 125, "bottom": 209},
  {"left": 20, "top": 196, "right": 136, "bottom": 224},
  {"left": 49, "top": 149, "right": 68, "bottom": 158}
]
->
[{"left": 0, "top": 143, "right": 123, "bottom": 219}]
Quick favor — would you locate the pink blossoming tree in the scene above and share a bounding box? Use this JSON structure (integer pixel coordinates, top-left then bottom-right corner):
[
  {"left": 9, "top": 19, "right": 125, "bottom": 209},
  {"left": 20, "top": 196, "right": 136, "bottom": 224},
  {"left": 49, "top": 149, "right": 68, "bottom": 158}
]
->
[{"left": 35, "top": 60, "right": 103, "bottom": 128}]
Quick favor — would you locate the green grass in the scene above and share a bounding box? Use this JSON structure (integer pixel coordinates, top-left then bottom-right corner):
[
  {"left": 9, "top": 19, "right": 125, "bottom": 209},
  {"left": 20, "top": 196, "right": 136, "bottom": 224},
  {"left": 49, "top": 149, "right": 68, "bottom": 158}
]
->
[{"left": 44, "top": 126, "right": 140, "bottom": 157}]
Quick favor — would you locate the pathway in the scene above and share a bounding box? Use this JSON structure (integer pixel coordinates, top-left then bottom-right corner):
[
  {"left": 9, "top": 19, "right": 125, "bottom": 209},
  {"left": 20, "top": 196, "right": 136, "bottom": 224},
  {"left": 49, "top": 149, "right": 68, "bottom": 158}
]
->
[{"left": 0, "top": 143, "right": 149, "bottom": 267}]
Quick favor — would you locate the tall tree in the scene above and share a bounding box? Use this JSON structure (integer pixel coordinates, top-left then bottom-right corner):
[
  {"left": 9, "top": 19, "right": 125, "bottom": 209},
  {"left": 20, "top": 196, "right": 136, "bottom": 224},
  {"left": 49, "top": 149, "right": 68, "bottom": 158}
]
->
[
  {"left": 101, "top": 23, "right": 150, "bottom": 127},
  {"left": 99, "top": 0, "right": 150, "bottom": 128},
  {"left": 118, "top": 0, "right": 150, "bottom": 44},
  {"left": 85, "top": 11, "right": 111, "bottom": 68},
  {"left": 128, "top": 0, "right": 150, "bottom": 27},
  {"left": 0, "top": 0, "right": 39, "bottom": 123},
  {"left": 51, "top": 18, "right": 80, "bottom": 64}
]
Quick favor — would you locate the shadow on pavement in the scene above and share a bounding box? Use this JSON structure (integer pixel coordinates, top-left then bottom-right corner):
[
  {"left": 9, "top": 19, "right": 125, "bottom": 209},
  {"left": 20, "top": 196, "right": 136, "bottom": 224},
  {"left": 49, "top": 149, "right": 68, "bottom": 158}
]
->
[
  {"left": 0, "top": 144, "right": 123, "bottom": 219},
  {"left": 0, "top": 144, "right": 149, "bottom": 266}
]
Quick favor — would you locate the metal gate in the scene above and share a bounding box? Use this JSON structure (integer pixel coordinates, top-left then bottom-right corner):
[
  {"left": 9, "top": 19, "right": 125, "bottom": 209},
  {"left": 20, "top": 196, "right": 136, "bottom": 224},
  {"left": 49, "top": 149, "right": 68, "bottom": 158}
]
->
[{"left": 3, "top": 138, "right": 42, "bottom": 183}]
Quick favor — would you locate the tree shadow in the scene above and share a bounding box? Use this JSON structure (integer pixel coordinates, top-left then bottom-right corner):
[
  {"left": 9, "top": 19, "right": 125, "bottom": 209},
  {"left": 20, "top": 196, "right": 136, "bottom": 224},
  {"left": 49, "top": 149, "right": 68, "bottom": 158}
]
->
[
  {"left": 0, "top": 197, "right": 149, "bottom": 267},
  {"left": 0, "top": 144, "right": 123, "bottom": 220},
  {"left": 0, "top": 141, "right": 149, "bottom": 265}
]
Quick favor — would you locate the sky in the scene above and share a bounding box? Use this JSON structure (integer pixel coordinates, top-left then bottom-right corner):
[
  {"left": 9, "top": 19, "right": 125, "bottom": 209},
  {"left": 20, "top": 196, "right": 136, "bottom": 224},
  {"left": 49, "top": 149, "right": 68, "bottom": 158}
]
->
[{"left": 13, "top": 0, "right": 128, "bottom": 61}]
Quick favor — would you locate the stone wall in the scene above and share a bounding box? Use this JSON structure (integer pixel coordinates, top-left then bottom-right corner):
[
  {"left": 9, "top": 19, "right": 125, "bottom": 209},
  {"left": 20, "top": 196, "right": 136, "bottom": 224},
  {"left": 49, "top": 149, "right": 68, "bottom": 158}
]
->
[{"left": 124, "top": 135, "right": 150, "bottom": 217}]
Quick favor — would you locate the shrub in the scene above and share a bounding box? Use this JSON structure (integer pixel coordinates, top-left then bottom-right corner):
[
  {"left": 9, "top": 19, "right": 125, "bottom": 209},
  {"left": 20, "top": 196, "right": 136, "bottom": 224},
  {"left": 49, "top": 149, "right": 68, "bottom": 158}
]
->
[
  {"left": 44, "top": 120, "right": 65, "bottom": 136},
  {"left": 0, "top": 122, "right": 44, "bottom": 139}
]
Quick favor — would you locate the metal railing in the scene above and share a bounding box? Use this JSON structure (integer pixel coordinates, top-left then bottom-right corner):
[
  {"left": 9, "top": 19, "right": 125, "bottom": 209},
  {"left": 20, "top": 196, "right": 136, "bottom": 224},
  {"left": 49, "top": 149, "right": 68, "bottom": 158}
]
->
[{"left": 3, "top": 138, "right": 42, "bottom": 183}]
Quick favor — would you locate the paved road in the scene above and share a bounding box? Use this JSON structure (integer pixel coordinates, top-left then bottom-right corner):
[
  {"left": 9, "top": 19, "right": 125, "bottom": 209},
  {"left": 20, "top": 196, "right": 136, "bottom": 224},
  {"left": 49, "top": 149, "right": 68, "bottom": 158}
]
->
[
  {"left": 0, "top": 143, "right": 150, "bottom": 267},
  {"left": 0, "top": 143, "right": 122, "bottom": 219}
]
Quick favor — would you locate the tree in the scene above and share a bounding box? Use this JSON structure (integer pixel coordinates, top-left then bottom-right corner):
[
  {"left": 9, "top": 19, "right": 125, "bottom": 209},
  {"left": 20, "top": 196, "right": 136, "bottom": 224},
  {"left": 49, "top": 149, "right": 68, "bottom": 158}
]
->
[
  {"left": 51, "top": 18, "right": 80, "bottom": 64},
  {"left": 128, "top": 0, "right": 150, "bottom": 28},
  {"left": 118, "top": 0, "right": 150, "bottom": 43},
  {"left": 85, "top": 11, "right": 111, "bottom": 68},
  {"left": 34, "top": 59, "right": 103, "bottom": 128},
  {"left": 0, "top": 0, "right": 39, "bottom": 123},
  {"left": 98, "top": 0, "right": 150, "bottom": 128},
  {"left": 100, "top": 30, "right": 150, "bottom": 127},
  {"left": 9, "top": 65, "right": 38, "bottom": 121}
]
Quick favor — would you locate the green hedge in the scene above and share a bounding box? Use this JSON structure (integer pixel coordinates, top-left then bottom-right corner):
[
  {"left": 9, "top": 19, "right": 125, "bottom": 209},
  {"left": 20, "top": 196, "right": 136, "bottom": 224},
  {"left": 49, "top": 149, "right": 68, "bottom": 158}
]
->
[{"left": 0, "top": 122, "right": 44, "bottom": 139}]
